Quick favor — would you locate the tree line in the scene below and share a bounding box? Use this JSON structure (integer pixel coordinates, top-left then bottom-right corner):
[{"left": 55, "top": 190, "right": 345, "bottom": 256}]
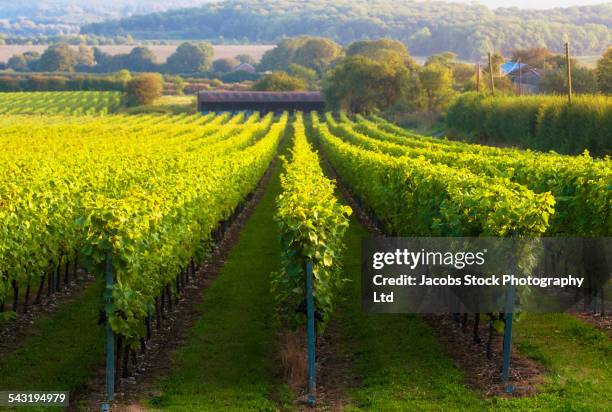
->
[
  {"left": 81, "top": 0, "right": 611, "bottom": 61},
  {"left": 3, "top": 35, "right": 611, "bottom": 115},
  {"left": 2, "top": 42, "right": 259, "bottom": 78},
  {"left": 251, "top": 37, "right": 612, "bottom": 114}
]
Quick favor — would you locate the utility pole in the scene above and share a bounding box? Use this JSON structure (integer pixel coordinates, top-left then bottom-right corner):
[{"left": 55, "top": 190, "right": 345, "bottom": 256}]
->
[
  {"left": 565, "top": 42, "right": 572, "bottom": 103},
  {"left": 518, "top": 58, "right": 522, "bottom": 96},
  {"left": 488, "top": 52, "right": 495, "bottom": 94},
  {"left": 476, "top": 63, "right": 481, "bottom": 92}
]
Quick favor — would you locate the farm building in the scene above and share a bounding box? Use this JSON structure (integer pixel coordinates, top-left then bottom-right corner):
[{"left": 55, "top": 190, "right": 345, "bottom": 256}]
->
[
  {"left": 501, "top": 61, "right": 541, "bottom": 93},
  {"left": 197, "top": 91, "right": 326, "bottom": 113},
  {"left": 233, "top": 63, "right": 257, "bottom": 73}
]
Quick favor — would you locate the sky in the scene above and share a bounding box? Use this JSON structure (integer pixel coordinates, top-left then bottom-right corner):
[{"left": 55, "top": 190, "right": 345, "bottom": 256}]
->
[{"left": 449, "top": 0, "right": 610, "bottom": 8}]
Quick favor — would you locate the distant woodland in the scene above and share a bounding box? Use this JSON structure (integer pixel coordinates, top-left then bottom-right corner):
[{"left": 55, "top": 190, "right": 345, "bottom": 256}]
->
[{"left": 80, "top": 0, "right": 612, "bottom": 60}]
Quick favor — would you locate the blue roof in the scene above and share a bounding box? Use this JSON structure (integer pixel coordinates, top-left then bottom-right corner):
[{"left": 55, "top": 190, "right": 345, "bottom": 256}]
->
[{"left": 500, "top": 61, "right": 528, "bottom": 75}]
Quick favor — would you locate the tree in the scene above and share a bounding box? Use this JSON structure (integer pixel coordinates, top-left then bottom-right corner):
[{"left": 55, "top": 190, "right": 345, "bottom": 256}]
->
[
  {"left": 236, "top": 54, "right": 256, "bottom": 65},
  {"left": 323, "top": 55, "right": 410, "bottom": 113},
  {"left": 80, "top": 2, "right": 612, "bottom": 61},
  {"left": 259, "top": 37, "right": 309, "bottom": 71},
  {"left": 167, "top": 75, "right": 185, "bottom": 95},
  {"left": 539, "top": 66, "right": 599, "bottom": 94},
  {"left": 452, "top": 63, "right": 476, "bottom": 91},
  {"left": 288, "top": 63, "right": 318, "bottom": 88},
  {"left": 596, "top": 47, "right": 612, "bottom": 94},
  {"left": 113, "top": 69, "right": 132, "bottom": 86},
  {"left": 38, "top": 43, "right": 77, "bottom": 72},
  {"left": 126, "top": 73, "right": 164, "bottom": 106},
  {"left": 418, "top": 63, "right": 455, "bottom": 112},
  {"left": 489, "top": 52, "right": 504, "bottom": 76},
  {"left": 252, "top": 72, "right": 307, "bottom": 91},
  {"left": 213, "top": 57, "right": 239, "bottom": 73},
  {"left": 22, "top": 52, "right": 42, "bottom": 71},
  {"left": 165, "top": 42, "right": 214, "bottom": 73},
  {"left": 7, "top": 54, "right": 29, "bottom": 71},
  {"left": 511, "top": 47, "right": 555, "bottom": 69},
  {"left": 426, "top": 53, "right": 474, "bottom": 91},
  {"left": 346, "top": 38, "right": 418, "bottom": 70},
  {"left": 124, "top": 47, "right": 157, "bottom": 72},
  {"left": 258, "top": 36, "right": 341, "bottom": 73},
  {"left": 93, "top": 47, "right": 111, "bottom": 67},
  {"left": 292, "top": 37, "right": 343, "bottom": 73},
  {"left": 76, "top": 45, "right": 95, "bottom": 67},
  {"left": 425, "top": 52, "right": 458, "bottom": 68}
]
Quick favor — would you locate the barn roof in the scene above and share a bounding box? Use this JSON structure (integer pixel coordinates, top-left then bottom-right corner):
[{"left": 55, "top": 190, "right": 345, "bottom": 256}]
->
[
  {"left": 233, "top": 63, "right": 257, "bottom": 73},
  {"left": 198, "top": 91, "right": 325, "bottom": 103},
  {"left": 501, "top": 61, "right": 540, "bottom": 78}
]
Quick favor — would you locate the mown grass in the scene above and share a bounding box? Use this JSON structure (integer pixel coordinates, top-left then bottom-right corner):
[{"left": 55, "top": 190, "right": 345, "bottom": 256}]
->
[
  {"left": 0, "top": 282, "right": 104, "bottom": 412},
  {"left": 496, "top": 314, "right": 612, "bottom": 411},
  {"left": 333, "top": 217, "right": 612, "bottom": 411},
  {"left": 336, "top": 219, "right": 483, "bottom": 411},
  {"left": 148, "top": 142, "right": 293, "bottom": 411}
]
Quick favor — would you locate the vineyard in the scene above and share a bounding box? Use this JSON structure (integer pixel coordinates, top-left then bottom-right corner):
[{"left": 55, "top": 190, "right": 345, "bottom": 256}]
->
[
  {"left": 0, "top": 110, "right": 285, "bottom": 340},
  {"left": 0, "top": 91, "right": 124, "bottom": 115},
  {"left": 0, "top": 96, "right": 610, "bottom": 411}
]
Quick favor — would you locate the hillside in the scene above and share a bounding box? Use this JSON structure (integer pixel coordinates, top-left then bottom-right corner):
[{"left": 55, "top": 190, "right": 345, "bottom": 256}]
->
[
  {"left": 0, "top": 0, "right": 213, "bottom": 36},
  {"left": 80, "top": 0, "right": 612, "bottom": 60}
]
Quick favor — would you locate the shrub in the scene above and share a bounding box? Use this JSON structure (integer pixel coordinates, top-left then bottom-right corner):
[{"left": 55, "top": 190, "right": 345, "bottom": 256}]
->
[
  {"left": 446, "top": 93, "right": 612, "bottom": 155},
  {"left": 253, "top": 72, "right": 307, "bottom": 91},
  {"left": 212, "top": 58, "right": 239, "bottom": 73},
  {"left": 126, "top": 73, "right": 164, "bottom": 106},
  {"left": 0, "top": 76, "right": 21, "bottom": 92}
]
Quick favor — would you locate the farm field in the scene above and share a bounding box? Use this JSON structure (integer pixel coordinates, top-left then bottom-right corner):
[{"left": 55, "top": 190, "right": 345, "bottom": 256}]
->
[
  {"left": 0, "top": 44, "right": 275, "bottom": 64},
  {"left": 0, "top": 92, "right": 610, "bottom": 411}
]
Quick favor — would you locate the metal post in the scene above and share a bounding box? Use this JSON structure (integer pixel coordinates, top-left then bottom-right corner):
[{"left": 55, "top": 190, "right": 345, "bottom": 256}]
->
[
  {"left": 501, "top": 283, "right": 515, "bottom": 392},
  {"left": 306, "top": 261, "right": 316, "bottom": 406},
  {"left": 565, "top": 42, "right": 572, "bottom": 104},
  {"left": 488, "top": 52, "right": 495, "bottom": 94},
  {"left": 104, "top": 253, "right": 115, "bottom": 408}
]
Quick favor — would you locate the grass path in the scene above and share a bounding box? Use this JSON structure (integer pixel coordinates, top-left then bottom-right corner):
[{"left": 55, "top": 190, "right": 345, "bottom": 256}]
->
[
  {"left": 0, "top": 282, "right": 104, "bottom": 411},
  {"left": 329, "top": 215, "right": 611, "bottom": 411},
  {"left": 333, "top": 218, "right": 484, "bottom": 411},
  {"left": 327, "top": 217, "right": 611, "bottom": 411},
  {"left": 147, "top": 151, "right": 292, "bottom": 411}
]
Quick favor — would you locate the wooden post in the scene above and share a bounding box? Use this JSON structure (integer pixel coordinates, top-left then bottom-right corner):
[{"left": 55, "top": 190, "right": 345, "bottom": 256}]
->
[
  {"left": 565, "top": 42, "right": 572, "bottom": 103},
  {"left": 518, "top": 59, "right": 522, "bottom": 96},
  {"left": 476, "top": 63, "right": 481, "bottom": 92},
  {"left": 488, "top": 52, "right": 495, "bottom": 94}
]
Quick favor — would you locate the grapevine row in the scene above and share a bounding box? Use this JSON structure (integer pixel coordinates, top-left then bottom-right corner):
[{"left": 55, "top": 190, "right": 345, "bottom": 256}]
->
[
  {"left": 331, "top": 113, "right": 611, "bottom": 236},
  {"left": 272, "top": 113, "right": 351, "bottom": 330},
  {"left": 0, "top": 91, "right": 124, "bottom": 115},
  {"left": 0, "top": 112, "right": 285, "bottom": 346},
  {"left": 312, "top": 112, "right": 554, "bottom": 237}
]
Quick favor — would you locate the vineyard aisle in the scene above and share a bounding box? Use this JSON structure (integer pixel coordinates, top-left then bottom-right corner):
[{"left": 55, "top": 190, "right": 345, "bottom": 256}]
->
[
  {"left": 328, "top": 217, "right": 484, "bottom": 411},
  {"left": 0, "top": 282, "right": 105, "bottom": 411},
  {"left": 331, "top": 218, "right": 611, "bottom": 411},
  {"left": 146, "top": 144, "right": 294, "bottom": 411}
]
